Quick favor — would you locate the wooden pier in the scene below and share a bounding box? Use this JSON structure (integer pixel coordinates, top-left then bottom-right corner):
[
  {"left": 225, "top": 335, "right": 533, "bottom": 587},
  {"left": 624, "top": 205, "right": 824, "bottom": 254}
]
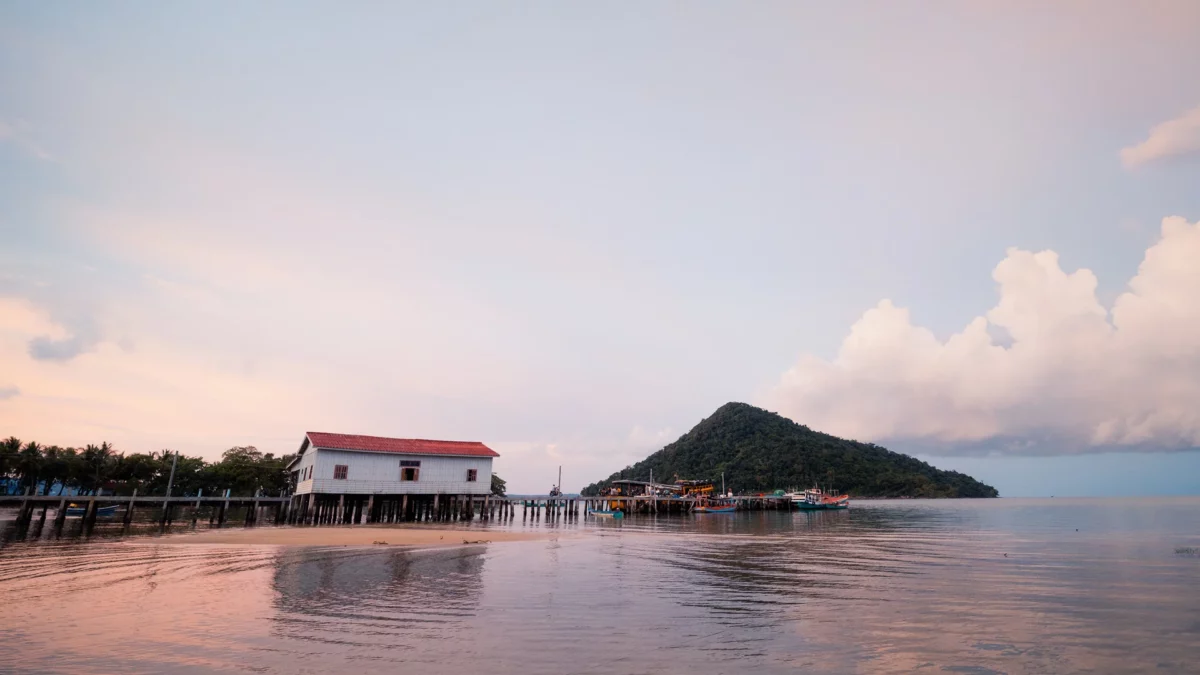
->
[
  {"left": 1, "top": 490, "right": 792, "bottom": 536},
  {"left": 0, "top": 491, "right": 294, "bottom": 535}
]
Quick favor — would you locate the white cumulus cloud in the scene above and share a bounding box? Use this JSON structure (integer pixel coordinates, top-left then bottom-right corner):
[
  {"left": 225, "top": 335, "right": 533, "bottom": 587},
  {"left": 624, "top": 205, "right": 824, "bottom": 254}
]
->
[
  {"left": 1121, "top": 105, "right": 1200, "bottom": 167},
  {"left": 765, "top": 216, "right": 1200, "bottom": 455}
]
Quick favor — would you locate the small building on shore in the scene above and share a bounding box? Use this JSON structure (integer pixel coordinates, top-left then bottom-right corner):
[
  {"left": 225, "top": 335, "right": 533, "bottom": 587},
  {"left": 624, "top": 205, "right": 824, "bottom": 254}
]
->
[{"left": 288, "top": 432, "right": 498, "bottom": 497}]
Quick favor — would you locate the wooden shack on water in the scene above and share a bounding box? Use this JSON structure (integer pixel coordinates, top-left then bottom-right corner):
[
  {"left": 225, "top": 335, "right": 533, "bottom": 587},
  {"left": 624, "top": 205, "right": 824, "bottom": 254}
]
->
[{"left": 286, "top": 432, "right": 500, "bottom": 524}]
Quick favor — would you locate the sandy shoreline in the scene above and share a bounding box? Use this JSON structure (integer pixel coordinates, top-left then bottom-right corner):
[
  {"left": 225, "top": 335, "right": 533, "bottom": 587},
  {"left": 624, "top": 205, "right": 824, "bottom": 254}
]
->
[{"left": 163, "top": 525, "right": 554, "bottom": 547}]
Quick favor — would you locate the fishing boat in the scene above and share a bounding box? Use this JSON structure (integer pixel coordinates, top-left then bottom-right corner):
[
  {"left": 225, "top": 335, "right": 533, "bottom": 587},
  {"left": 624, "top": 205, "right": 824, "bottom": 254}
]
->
[
  {"left": 588, "top": 497, "right": 625, "bottom": 519},
  {"left": 789, "top": 487, "right": 849, "bottom": 511},
  {"left": 693, "top": 503, "right": 736, "bottom": 513},
  {"left": 64, "top": 504, "right": 120, "bottom": 517},
  {"left": 693, "top": 495, "right": 737, "bottom": 513}
]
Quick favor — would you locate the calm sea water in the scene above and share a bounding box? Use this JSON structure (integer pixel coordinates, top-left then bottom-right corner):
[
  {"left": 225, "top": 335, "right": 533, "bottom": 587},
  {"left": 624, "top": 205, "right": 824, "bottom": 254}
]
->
[{"left": 1, "top": 498, "right": 1198, "bottom": 674}]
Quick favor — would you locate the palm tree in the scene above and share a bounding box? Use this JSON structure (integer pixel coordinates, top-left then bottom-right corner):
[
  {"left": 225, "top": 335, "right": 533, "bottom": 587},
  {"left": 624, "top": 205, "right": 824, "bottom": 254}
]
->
[
  {"left": 41, "top": 445, "right": 68, "bottom": 495},
  {"left": 62, "top": 447, "right": 85, "bottom": 494},
  {"left": 0, "top": 436, "right": 21, "bottom": 493},
  {"left": 81, "top": 443, "right": 115, "bottom": 495},
  {"left": 17, "top": 441, "right": 43, "bottom": 494}
]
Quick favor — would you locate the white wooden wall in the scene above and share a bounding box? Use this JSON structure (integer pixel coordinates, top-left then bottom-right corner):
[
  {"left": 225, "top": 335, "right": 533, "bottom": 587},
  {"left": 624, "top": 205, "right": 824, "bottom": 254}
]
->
[
  {"left": 292, "top": 446, "right": 318, "bottom": 494},
  {"left": 293, "top": 449, "right": 493, "bottom": 495}
]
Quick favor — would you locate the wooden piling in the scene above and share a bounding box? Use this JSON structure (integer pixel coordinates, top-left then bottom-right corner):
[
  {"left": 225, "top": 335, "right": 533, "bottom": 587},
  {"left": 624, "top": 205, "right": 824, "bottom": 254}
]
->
[
  {"left": 192, "top": 493, "right": 203, "bottom": 527},
  {"left": 83, "top": 496, "right": 98, "bottom": 531},
  {"left": 35, "top": 502, "right": 48, "bottom": 532},
  {"left": 16, "top": 487, "right": 31, "bottom": 530},
  {"left": 53, "top": 497, "right": 67, "bottom": 531}
]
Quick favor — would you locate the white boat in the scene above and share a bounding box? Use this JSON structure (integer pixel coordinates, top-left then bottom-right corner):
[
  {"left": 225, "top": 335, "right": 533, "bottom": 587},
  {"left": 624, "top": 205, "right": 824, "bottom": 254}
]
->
[{"left": 787, "top": 486, "right": 849, "bottom": 510}]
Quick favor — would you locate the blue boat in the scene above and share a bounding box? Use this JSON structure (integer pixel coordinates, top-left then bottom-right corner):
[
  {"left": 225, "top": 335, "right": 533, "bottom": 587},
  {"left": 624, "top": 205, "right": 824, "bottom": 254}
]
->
[
  {"left": 65, "top": 504, "right": 120, "bottom": 517},
  {"left": 588, "top": 508, "right": 624, "bottom": 519}
]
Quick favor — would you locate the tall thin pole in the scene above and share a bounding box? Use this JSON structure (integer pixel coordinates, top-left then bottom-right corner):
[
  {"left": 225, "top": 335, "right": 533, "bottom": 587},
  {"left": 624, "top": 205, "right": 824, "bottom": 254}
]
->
[
  {"left": 558, "top": 465, "right": 562, "bottom": 493},
  {"left": 722, "top": 472, "right": 725, "bottom": 496},
  {"left": 165, "top": 451, "right": 179, "bottom": 498}
]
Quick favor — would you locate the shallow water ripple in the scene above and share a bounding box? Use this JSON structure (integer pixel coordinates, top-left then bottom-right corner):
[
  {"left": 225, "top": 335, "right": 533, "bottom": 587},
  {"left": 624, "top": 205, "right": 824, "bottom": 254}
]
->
[{"left": 1, "top": 498, "right": 1198, "bottom": 674}]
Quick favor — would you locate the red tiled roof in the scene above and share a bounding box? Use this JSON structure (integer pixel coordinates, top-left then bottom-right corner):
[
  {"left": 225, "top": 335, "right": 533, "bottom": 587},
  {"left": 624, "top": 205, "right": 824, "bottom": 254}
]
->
[{"left": 305, "top": 432, "right": 499, "bottom": 458}]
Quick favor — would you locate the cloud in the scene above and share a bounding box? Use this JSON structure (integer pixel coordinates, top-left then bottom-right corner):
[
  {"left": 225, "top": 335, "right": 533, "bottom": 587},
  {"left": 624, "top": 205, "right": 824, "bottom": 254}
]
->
[
  {"left": 0, "top": 386, "right": 18, "bottom": 400},
  {"left": 765, "top": 216, "right": 1200, "bottom": 455},
  {"left": 28, "top": 333, "right": 99, "bottom": 361},
  {"left": 0, "top": 118, "right": 53, "bottom": 161},
  {"left": 1, "top": 278, "right": 104, "bottom": 362},
  {"left": 1120, "top": 106, "right": 1200, "bottom": 168}
]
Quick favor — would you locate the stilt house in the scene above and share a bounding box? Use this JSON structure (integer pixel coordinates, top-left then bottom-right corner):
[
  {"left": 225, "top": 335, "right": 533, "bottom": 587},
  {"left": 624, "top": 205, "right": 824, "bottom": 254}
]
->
[{"left": 288, "top": 432, "right": 498, "bottom": 496}]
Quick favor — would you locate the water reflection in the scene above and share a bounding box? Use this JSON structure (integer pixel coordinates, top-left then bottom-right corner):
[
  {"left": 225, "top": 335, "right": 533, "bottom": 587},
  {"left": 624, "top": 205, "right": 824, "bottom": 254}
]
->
[
  {"left": 272, "top": 546, "right": 487, "bottom": 645},
  {"left": 0, "top": 499, "right": 1198, "bottom": 674}
]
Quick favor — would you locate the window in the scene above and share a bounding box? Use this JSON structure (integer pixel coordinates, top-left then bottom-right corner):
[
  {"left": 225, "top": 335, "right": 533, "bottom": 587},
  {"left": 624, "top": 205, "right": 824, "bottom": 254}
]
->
[
  {"left": 467, "top": 469, "right": 478, "bottom": 482},
  {"left": 400, "top": 459, "right": 421, "bottom": 481},
  {"left": 333, "top": 465, "right": 348, "bottom": 480}
]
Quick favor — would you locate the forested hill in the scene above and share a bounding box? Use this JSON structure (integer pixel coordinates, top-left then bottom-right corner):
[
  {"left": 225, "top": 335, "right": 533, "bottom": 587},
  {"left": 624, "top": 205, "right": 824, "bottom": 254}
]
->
[{"left": 582, "top": 402, "right": 998, "bottom": 498}]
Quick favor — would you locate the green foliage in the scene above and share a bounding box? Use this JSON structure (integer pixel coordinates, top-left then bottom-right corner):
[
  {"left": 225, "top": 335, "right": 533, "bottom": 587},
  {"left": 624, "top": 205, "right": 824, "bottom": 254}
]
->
[
  {"left": 0, "top": 437, "right": 295, "bottom": 497},
  {"left": 581, "top": 402, "right": 999, "bottom": 498},
  {"left": 208, "top": 446, "right": 293, "bottom": 497},
  {"left": 491, "top": 473, "right": 507, "bottom": 497}
]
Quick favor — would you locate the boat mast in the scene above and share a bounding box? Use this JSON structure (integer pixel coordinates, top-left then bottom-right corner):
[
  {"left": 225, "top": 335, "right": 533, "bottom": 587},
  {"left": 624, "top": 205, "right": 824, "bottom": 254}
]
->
[{"left": 721, "top": 472, "right": 725, "bottom": 496}]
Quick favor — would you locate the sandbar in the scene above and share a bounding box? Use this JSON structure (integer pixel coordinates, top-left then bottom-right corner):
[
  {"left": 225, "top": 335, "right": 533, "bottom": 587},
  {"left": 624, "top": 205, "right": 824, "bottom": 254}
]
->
[{"left": 165, "top": 525, "right": 553, "bottom": 547}]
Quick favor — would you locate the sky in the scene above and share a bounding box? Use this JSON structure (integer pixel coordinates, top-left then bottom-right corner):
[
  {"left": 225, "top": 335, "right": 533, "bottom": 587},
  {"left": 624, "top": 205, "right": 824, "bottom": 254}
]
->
[{"left": 2, "top": 2, "right": 1200, "bottom": 496}]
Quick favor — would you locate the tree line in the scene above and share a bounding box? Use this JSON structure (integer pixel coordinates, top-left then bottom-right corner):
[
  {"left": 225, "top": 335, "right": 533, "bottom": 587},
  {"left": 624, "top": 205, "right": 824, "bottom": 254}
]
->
[{"left": 0, "top": 437, "right": 294, "bottom": 498}]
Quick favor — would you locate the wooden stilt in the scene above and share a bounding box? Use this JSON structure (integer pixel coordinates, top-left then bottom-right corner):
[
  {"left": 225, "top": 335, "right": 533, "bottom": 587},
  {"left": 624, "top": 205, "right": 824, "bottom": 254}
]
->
[
  {"left": 124, "top": 489, "right": 138, "bottom": 528},
  {"left": 54, "top": 497, "right": 68, "bottom": 531},
  {"left": 16, "top": 487, "right": 30, "bottom": 529},
  {"left": 82, "top": 495, "right": 98, "bottom": 531}
]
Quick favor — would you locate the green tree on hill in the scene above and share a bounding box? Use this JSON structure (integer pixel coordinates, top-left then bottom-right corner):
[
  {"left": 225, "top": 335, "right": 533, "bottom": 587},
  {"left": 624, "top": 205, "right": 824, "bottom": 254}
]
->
[{"left": 582, "top": 402, "right": 998, "bottom": 498}]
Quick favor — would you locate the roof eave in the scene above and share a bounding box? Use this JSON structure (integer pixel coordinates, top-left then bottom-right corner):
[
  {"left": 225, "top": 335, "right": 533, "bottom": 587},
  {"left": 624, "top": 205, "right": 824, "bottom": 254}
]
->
[{"left": 308, "top": 445, "right": 498, "bottom": 459}]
